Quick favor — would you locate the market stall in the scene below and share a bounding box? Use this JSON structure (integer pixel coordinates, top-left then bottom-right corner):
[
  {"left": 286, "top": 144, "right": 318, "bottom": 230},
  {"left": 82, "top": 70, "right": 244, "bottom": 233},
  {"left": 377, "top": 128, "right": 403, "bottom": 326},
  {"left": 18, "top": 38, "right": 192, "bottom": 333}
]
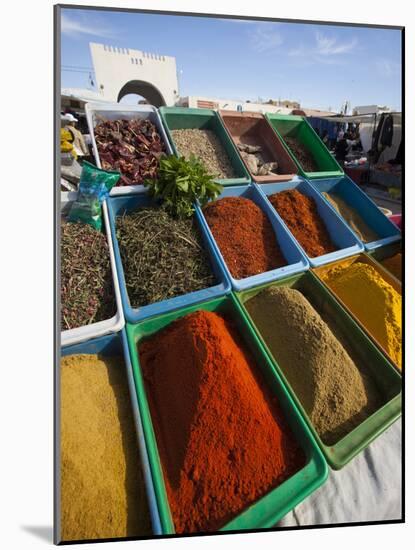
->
[{"left": 59, "top": 103, "right": 402, "bottom": 542}]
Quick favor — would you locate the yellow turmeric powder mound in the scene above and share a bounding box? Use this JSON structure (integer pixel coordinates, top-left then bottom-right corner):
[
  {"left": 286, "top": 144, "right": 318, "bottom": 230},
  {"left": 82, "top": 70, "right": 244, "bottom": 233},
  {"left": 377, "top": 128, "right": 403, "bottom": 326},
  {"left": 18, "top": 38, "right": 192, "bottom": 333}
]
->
[
  {"left": 322, "top": 263, "right": 402, "bottom": 369},
  {"left": 60, "top": 354, "right": 152, "bottom": 541},
  {"left": 381, "top": 253, "right": 402, "bottom": 281}
]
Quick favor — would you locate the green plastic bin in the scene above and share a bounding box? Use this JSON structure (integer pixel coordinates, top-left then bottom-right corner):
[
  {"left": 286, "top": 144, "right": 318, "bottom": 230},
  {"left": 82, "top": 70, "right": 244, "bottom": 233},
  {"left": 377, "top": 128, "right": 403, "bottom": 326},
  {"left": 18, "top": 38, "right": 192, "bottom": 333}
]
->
[
  {"left": 126, "top": 293, "right": 328, "bottom": 534},
  {"left": 266, "top": 114, "right": 344, "bottom": 179},
  {"left": 159, "top": 107, "right": 251, "bottom": 186},
  {"left": 234, "top": 271, "right": 401, "bottom": 470}
]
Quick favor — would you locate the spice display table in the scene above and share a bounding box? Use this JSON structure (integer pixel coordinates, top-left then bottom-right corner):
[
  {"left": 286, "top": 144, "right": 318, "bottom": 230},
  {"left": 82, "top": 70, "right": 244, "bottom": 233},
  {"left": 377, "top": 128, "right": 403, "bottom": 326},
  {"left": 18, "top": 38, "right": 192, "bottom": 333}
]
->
[{"left": 59, "top": 104, "right": 402, "bottom": 540}]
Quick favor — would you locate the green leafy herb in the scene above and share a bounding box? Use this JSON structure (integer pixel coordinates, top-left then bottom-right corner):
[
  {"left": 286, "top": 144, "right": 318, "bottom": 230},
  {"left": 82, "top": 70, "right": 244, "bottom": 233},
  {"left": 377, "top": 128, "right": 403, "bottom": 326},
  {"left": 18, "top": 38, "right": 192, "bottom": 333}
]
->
[{"left": 144, "top": 154, "right": 223, "bottom": 218}]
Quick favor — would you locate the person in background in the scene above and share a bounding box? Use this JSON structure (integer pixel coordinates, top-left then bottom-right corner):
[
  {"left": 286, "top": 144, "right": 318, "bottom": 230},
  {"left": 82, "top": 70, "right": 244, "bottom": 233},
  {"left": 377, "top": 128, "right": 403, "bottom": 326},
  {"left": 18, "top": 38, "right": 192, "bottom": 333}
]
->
[
  {"left": 62, "top": 113, "right": 89, "bottom": 158},
  {"left": 321, "top": 129, "right": 329, "bottom": 146},
  {"left": 334, "top": 134, "right": 349, "bottom": 166},
  {"left": 60, "top": 115, "right": 77, "bottom": 159}
]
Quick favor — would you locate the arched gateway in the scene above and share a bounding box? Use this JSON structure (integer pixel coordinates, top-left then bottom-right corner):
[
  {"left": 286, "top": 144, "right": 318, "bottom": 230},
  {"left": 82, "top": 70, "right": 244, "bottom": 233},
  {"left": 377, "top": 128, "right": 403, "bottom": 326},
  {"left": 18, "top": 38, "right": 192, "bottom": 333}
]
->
[{"left": 89, "top": 42, "right": 179, "bottom": 106}]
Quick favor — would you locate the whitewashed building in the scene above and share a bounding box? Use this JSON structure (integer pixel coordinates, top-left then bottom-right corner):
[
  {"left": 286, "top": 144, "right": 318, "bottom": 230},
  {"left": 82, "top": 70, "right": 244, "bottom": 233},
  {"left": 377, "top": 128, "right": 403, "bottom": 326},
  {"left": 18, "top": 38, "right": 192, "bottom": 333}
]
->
[
  {"left": 176, "top": 95, "right": 292, "bottom": 114},
  {"left": 89, "top": 42, "right": 179, "bottom": 106}
]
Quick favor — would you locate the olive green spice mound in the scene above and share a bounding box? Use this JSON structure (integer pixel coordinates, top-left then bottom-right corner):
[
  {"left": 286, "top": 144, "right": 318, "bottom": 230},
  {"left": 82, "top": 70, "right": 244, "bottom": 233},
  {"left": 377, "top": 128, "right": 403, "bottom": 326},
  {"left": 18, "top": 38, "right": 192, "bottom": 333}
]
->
[
  {"left": 60, "top": 354, "right": 152, "bottom": 541},
  {"left": 245, "top": 286, "right": 383, "bottom": 445},
  {"left": 61, "top": 220, "right": 116, "bottom": 330},
  {"left": 116, "top": 206, "right": 216, "bottom": 308}
]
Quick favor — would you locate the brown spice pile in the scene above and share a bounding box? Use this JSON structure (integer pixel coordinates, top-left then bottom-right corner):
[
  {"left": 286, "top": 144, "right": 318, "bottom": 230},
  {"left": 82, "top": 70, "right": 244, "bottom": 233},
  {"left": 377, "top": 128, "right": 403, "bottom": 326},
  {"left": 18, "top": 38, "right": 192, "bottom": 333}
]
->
[
  {"left": 171, "top": 128, "right": 236, "bottom": 179},
  {"left": 203, "top": 196, "right": 286, "bottom": 278},
  {"left": 284, "top": 136, "right": 318, "bottom": 172},
  {"left": 268, "top": 189, "right": 336, "bottom": 257},
  {"left": 140, "top": 310, "right": 305, "bottom": 533},
  {"left": 381, "top": 253, "right": 402, "bottom": 281},
  {"left": 60, "top": 354, "right": 152, "bottom": 541},
  {"left": 245, "top": 286, "right": 383, "bottom": 445}
]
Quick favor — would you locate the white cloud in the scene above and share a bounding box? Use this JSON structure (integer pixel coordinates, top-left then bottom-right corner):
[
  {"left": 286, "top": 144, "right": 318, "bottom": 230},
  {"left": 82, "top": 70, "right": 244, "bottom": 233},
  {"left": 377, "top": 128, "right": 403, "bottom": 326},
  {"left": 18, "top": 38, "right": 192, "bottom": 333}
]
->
[
  {"left": 249, "top": 24, "right": 283, "bottom": 53},
  {"left": 315, "top": 32, "right": 357, "bottom": 55},
  {"left": 288, "top": 31, "right": 357, "bottom": 65},
  {"left": 376, "top": 59, "right": 400, "bottom": 77},
  {"left": 61, "top": 13, "right": 117, "bottom": 39}
]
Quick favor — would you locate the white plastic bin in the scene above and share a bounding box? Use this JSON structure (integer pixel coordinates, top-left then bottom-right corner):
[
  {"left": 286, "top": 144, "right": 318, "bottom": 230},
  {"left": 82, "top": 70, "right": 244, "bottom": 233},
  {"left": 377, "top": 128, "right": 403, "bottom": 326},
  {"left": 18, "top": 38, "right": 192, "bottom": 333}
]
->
[
  {"left": 60, "top": 194, "right": 124, "bottom": 347},
  {"left": 85, "top": 102, "right": 173, "bottom": 196}
]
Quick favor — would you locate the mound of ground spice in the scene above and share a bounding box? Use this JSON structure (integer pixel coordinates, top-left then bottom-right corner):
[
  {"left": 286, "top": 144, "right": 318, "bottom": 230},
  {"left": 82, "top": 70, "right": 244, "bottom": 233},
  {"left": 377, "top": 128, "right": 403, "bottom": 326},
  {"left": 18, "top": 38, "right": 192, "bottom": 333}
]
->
[
  {"left": 322, "top": 262, "right": 402, "bottom": 369},
  {"left": 268, "top": 189, "right": 336, "bottom": 258},
  {"left": 203, "top": 196, "right": 286, "bottom": 278},
  {"left": 381, "top": 253, "right": 402, "bottom": 281},
  {"left": 245, "top": 286, "right": 383, "bottom": 445},
  {"left": 171, "top": 128, "right": 236, "bottom": 179},
  {"left": 61, "top": 354, "right": 152, "bottom": 541},
  {"left": 322, "top": 192, "right": 379, "bottom": 243},
  {"left": 61, "top": 220, "right": 116, "bottom": 330},
  {"left": 139, "top": 310, "right": 305, "bottom": 533},
  {"left": 284, "top": 137, "right": 318, "bottom": 172}
]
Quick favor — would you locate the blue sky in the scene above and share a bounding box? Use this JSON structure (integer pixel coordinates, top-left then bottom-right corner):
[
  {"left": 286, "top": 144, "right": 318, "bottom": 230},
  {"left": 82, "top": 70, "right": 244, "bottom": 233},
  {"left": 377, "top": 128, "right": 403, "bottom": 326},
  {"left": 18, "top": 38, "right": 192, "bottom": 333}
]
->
[{"left": 61, "top": 8, "right": 402, "bottom": 111}]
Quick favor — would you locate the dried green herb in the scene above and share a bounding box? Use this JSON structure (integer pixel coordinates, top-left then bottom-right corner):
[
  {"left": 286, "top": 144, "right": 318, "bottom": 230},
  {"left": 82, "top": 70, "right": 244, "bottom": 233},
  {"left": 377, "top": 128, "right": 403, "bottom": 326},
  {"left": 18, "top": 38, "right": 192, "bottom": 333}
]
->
[
  {"left": 61, "top": 220, "right": 116, "bottom": 330},
  {"left": 116, "top": 206, "right": 216, "bottom": 308}
]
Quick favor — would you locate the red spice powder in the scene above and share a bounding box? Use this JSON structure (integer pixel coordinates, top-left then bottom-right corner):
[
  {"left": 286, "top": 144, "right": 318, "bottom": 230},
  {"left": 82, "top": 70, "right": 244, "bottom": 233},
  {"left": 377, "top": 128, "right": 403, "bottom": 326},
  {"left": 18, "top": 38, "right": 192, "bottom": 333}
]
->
[
  {"left": 139, "top": 310, "right": 305, "bottom": 534},
  {"left": 203, "top": 196, "right": 286, "bottom": 279},
  {"left": 268, "top": 189, "right": 336, "bottom": 257}
]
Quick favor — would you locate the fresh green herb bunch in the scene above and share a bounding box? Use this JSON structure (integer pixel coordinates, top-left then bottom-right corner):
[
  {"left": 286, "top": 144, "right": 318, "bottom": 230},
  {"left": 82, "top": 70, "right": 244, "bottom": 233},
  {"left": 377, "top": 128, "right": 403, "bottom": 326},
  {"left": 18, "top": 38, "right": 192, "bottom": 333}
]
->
[{"left": 144, "top": 154, "right": 223, "bottom": 218}]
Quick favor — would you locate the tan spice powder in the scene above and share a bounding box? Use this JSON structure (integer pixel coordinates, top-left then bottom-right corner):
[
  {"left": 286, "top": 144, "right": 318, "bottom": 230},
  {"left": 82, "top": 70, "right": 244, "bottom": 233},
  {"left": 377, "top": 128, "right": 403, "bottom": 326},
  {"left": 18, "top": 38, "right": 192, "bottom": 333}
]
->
[
  {"left": 60, "top": 354, "right": 152, "bottom": 541},
  {"left": 322, "top": 192, "right": 379, "bottom": 243},
  {"left": 245, "top": 286, "right": 383, "bottom": 445}
]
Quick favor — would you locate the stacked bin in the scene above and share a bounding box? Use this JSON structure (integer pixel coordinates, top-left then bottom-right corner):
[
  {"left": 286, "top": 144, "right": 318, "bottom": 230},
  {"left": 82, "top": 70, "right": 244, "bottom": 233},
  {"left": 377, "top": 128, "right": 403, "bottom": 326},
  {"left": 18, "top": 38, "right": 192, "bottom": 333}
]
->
[
  {"left": 256, "top": 179, "right": 364, "bottom": 267},
  {"left": 309, "top": 175, "right": 401, "bottom": 251},
  {"left": 265, "top": 113, "right": 344, "bottom": 179},
  {"left": 126, "top": 293, "right": 328, "bottom": 532},
  {"left": 218, "top": 110, "right": 299, "bottom": 183},
  {"left": 195, "top": 183, "right": 309, "bottom": 291},
  {"left": 159, "top": 106, "right": 251, "bottom": 186}
]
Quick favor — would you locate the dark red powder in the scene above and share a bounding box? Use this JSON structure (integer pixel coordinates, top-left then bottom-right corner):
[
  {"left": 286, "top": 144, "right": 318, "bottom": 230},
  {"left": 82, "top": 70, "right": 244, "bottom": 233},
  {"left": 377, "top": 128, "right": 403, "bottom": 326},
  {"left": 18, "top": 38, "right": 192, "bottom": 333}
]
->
[
  {"left": 203, "top": 196, "right": 286, "bottom": 278},
  {"left": 268, "top": 189, "right": 336, "bottom": 257}
]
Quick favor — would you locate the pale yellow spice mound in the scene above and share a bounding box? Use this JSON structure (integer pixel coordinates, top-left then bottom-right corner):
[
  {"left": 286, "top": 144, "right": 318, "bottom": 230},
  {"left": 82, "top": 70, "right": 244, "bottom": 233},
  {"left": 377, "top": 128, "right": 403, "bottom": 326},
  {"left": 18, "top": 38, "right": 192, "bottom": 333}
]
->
[
  {"left": 322, "top": 262, "right": 402, "bottom": 369},
  {"left": 322, "top": 192, "right": 378, "bottom": 243},
  {"left": 60, "top": 354, "right": 152, "bottom": 541}
]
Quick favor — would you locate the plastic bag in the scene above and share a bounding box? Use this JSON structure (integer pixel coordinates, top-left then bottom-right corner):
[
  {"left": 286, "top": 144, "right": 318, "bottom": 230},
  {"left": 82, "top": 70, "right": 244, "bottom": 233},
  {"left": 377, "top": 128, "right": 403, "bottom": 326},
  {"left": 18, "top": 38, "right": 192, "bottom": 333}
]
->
[{"left": 68, "top": 161, "right": 120, "bottom": 230}]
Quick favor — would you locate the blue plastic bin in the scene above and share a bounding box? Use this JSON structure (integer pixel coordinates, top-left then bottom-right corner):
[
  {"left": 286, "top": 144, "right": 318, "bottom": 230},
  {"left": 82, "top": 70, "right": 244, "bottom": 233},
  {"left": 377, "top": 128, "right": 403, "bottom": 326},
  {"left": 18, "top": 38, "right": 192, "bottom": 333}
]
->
[
  {"left": 195, "top": 183, "right": 309, "bottom": 291},
  {"left": 107, "top": 194, "right": 231, "bottom": 323},
  {"left": 256, "top": 179, "right": 364, "bottom": 268},
  {"left": 61, "top": 329, "right": 162, "bottom": 536},
  {"left": 309, "top": 175, "right": 401, "bottom": 251}
]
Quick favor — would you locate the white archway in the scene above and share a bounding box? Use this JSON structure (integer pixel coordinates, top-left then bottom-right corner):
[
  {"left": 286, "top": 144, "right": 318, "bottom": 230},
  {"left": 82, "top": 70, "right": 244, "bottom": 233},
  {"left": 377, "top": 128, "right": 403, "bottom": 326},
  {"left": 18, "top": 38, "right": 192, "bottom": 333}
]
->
[
  {"left": 117, "top": 80, "right": 166, "bottom": 107},
  {"left": 90, "top": 42, "right": 179, "bottom": 106}
]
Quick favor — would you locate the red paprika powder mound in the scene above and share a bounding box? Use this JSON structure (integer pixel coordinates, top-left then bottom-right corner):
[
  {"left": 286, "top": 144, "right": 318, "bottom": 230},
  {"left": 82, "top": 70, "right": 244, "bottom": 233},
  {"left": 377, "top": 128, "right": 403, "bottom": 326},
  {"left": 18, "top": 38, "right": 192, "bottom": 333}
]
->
[
  {"left": 203, "top": 196, "right": 286, "bottom": 279},
  {"left": 268, "top": 189, "right": 336, "bottom": 257},
  {"left": 139, "top": 310, "right": 305, "bottom": 534}
]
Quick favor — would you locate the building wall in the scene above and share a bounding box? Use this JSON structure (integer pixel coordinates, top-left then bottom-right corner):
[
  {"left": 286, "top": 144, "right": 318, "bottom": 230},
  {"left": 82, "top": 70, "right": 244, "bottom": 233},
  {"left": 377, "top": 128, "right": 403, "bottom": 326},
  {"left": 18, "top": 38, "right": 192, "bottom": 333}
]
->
[
  {"left": 176, "top": 96, "right": 292, "bottom": 114},
  {"left": 89, "top": 42, "right": 179, "bottom": 106}
]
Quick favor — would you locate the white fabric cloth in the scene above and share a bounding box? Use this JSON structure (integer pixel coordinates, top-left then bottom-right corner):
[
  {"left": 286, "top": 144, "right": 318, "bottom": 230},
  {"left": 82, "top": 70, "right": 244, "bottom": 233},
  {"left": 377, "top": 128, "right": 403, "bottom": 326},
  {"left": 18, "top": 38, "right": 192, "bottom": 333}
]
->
[{"left": 278, "top": 419, "right": 402, "bottom": 526}]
